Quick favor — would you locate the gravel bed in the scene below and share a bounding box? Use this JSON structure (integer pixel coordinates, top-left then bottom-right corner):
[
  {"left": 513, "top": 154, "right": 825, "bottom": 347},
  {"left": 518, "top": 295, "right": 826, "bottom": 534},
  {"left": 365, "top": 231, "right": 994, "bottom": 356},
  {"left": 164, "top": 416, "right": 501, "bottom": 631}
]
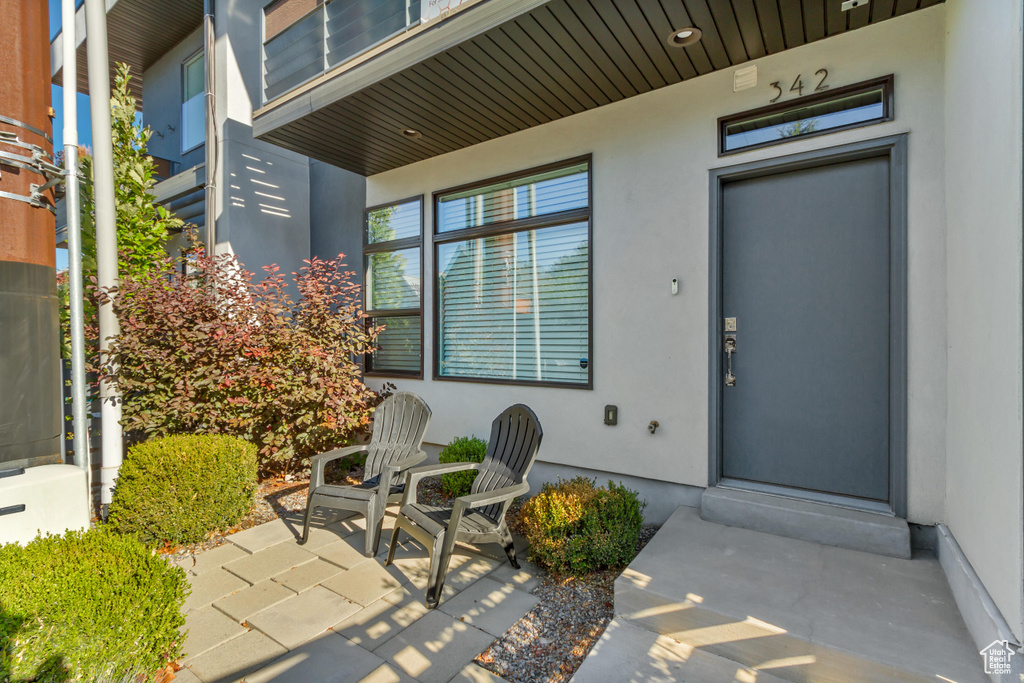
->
[{"left": 162, "top": 471, "right": 658, "bottom": 683}]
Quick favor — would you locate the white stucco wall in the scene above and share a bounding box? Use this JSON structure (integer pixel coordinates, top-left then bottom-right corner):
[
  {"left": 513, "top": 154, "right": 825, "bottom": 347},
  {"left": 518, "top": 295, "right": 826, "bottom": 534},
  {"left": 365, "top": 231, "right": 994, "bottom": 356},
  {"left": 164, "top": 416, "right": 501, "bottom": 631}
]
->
[
  {"left": 943, "top": 0, "right": 1024, "bottom": 641},
  {"left": 364, "top": 8, "right": 949, "bottom": 524}
]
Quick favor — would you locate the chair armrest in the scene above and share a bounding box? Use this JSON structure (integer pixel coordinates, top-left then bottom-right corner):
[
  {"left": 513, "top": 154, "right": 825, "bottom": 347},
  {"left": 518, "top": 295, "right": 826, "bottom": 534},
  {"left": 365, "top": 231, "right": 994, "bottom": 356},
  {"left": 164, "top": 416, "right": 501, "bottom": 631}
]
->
[
  {"left": 446, "top": 481, "right": 530, "bottom": 539},
  {"left": 454, "top": 482, "right": 530, "bottom": 511},
  {"left": 399, "top": 462, "right": 482, "bottom": 506},
  {"left": 309, "top": 444, "right": 368, "bottom": 492},
  {"left": 378, "top": 450, "right": 429, "bottom": 494}
]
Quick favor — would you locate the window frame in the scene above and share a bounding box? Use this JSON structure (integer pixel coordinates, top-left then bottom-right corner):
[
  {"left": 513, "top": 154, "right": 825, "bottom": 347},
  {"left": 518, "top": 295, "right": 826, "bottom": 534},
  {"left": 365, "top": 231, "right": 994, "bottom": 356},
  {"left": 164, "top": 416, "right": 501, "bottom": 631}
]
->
[
  {"left": 717, "top": 75, "right": 895, "bottom": 157},
  {"left": 180, "top": 49, "right": 206, "bottom": 155},
  {"left": 431, "top": 154, "right": 594, "bottom": 390},
  {"left": 363, "top": 195, "right": 425, "bottom": 379}
]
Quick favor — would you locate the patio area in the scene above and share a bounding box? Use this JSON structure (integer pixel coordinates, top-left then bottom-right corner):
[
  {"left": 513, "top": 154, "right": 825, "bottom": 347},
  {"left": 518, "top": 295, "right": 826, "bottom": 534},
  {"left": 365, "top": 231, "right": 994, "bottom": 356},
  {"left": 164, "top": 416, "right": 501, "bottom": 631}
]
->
[{"left": 171, "top": 508, "right": 540, "bottom": 683}]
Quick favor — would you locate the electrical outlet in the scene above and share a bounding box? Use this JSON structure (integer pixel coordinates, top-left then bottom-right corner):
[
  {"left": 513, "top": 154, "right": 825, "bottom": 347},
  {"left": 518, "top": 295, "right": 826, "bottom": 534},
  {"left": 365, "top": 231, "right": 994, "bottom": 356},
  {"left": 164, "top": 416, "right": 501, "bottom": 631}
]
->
[{"left": 841, "top": 0, "right": 869, "bottom": 11}]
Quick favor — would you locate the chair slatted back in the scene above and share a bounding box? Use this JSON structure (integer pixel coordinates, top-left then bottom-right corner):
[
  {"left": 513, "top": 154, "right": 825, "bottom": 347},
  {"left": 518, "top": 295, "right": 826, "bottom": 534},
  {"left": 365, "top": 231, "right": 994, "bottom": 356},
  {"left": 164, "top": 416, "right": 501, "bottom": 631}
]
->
[
  {"left": 364, "top": 392, "right": 432, "bottom": 479},
  {"left": 471, "top": 404, "right": 543, "bottom": 522}
]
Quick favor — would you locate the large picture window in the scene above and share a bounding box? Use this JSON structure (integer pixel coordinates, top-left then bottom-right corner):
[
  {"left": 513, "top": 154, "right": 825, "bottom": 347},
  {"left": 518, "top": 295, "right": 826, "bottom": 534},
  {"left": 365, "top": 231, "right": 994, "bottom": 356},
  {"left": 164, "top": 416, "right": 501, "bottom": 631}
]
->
[
  {"left": 365, "top": 197, "right": 423, "bottom": 376},
  {"left": 434, "top": 158, "right": 591, "bottom": 388}
]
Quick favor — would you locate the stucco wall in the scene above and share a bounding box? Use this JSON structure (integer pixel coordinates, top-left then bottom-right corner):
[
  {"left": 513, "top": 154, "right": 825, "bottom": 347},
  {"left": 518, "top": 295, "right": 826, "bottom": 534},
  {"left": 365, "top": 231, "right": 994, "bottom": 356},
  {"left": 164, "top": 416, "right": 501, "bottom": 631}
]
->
[
  {"left": 363, "top": 8, "right": 949, "bottom": 524},
  {"left": 211, "top": 0, "right": 318, "bottom": 278},
  {"left": 943, "top": 0, "right": 1024, "bottom": 641},
  {"left": 142, "top": 28, "right": 205, "bottom": 172}
]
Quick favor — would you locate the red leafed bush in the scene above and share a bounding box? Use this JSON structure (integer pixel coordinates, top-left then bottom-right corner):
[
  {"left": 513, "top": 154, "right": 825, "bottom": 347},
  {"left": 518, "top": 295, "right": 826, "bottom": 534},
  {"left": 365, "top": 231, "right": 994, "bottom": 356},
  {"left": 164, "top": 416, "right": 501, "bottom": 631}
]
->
[{"left": 96, "top": 243, "right": 383, "bottom": 475}]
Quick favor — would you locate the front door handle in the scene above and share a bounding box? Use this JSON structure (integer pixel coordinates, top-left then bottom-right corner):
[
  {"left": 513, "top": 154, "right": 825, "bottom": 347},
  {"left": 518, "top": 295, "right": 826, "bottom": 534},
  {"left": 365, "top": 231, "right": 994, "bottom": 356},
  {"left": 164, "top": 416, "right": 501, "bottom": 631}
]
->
[{"left": 724, "top": 334, "right": 737, "bottom": 387}]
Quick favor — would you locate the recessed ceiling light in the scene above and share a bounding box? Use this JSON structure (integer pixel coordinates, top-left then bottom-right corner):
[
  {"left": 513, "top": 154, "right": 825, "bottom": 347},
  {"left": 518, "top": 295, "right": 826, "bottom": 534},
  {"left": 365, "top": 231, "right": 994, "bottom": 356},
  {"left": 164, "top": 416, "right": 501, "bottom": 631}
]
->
[
  {"left": 400, "top": 128, "right": 422, "bottom": 139},
  {"left": 667, "top": 27, "right": 702, "bottom": 48}
]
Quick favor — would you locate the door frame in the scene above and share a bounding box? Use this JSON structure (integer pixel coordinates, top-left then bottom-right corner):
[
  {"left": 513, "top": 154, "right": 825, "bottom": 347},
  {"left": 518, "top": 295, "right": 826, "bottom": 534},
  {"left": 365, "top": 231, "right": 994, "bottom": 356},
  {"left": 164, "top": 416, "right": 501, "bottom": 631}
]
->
[{"left": 707, "top": 135, "right": 909, "bottom": 518}]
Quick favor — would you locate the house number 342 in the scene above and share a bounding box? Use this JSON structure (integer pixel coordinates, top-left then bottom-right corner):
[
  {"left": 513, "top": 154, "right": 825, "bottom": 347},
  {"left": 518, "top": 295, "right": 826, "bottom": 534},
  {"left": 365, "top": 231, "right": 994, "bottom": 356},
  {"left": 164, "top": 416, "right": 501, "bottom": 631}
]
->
[{"left": 769, "top": 69, "right": 829, "bottom": 103}]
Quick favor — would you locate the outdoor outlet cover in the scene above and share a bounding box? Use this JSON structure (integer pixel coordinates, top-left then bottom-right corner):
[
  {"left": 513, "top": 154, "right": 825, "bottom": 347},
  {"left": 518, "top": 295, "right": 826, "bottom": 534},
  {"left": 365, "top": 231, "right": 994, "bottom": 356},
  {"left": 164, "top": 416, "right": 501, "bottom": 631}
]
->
[{"left": 604, "top": 405, "right": 618, "bottom": 426}]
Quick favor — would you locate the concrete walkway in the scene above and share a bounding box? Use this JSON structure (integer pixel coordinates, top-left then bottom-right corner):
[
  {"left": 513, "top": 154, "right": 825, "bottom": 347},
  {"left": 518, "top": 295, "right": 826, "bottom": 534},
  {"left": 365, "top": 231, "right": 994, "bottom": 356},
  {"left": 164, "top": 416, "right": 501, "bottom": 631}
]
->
[
  {"left": 572, "top": 506, "right": 987, "bottom": 683},
  {"left": 171, "top": 508, "right": 541, "bottom": 683}
]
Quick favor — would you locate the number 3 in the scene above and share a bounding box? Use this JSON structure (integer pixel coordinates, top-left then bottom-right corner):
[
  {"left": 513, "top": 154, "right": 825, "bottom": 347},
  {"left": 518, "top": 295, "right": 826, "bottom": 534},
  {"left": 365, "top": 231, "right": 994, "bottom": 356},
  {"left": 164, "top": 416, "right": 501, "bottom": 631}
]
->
[{"left": 769, "top": 81, "right": 782, "bottom": 103}]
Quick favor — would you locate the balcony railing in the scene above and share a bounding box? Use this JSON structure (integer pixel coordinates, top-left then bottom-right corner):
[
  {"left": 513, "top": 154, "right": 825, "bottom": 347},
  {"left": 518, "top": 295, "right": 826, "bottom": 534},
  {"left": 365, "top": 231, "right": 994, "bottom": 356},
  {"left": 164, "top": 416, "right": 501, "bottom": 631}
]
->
[{"left": 263, "top": 0, "right": 423, "bottom": 103}]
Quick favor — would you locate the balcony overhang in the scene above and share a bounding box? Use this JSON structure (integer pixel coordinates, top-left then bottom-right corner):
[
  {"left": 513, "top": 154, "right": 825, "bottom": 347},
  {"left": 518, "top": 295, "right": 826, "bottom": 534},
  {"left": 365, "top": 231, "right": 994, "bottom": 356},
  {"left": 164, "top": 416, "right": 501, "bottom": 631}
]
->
[
  {"left": 253, "top": 0, "right": 942, "bottom": 176},
  {"left": 50, "top": 0, "right": 204, "bottom": 107}
]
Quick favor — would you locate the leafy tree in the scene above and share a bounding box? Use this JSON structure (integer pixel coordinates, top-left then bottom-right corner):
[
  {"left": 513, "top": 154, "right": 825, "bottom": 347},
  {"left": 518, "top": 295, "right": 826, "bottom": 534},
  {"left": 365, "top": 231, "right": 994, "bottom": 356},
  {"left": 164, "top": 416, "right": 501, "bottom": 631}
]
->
[{"left": 80, "top": 62, "right": 183, "bottom": 281}]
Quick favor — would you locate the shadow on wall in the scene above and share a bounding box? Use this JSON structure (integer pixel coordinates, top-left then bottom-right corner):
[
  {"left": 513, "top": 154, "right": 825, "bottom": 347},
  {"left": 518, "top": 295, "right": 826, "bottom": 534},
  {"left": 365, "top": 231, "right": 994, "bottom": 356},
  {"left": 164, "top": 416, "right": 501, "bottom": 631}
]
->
[{"left": 227, "top": 151, "right": 293, "bottom": 220}]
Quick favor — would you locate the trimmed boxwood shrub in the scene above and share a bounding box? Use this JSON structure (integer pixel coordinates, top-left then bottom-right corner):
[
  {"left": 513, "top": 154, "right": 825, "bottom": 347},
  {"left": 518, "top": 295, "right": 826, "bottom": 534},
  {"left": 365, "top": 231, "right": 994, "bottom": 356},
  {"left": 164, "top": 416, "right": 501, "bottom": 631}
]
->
[
  {"left": 518, "top": 477, "right": 646, "bottom": 575},
  {"left": 439, "top": 436, "right": 488, "bottom": 497},
  {"left": 0, "top": 528, "right": 189, "bottom": 682},
  {"left": 108, "top": 434, "right": 258, "bottom": 546}
]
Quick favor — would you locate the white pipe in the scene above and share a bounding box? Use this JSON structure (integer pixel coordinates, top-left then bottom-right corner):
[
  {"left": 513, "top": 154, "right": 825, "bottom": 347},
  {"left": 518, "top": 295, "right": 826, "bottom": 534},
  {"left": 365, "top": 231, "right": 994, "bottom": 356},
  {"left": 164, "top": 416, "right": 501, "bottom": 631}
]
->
[
  {"left": 84, "top": 0, "right": 122, "bottom": 512},
  {"left": 204, "top": 0, "right": 217, "bottom": 255},
  {"left": 62, "top": 0, "right": 90, "bottom": 508}
]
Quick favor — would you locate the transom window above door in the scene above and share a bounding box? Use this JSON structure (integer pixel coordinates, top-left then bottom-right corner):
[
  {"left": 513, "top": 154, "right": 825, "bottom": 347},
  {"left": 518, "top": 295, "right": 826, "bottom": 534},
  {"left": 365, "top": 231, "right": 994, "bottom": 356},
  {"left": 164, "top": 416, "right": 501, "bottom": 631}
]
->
[{"left": 433, "top": 158, "right": 592, "bottom": 388}]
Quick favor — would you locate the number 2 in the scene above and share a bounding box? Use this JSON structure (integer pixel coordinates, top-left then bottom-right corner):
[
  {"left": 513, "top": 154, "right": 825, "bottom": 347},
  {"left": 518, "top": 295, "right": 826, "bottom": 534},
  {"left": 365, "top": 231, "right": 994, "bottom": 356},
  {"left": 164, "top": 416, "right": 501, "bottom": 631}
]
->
[
  {"left": 815, "top": 68, "right": 829, "bottom": 91},
  {"left": 769, "top": 81, "right": 782, "bottom": 103}
]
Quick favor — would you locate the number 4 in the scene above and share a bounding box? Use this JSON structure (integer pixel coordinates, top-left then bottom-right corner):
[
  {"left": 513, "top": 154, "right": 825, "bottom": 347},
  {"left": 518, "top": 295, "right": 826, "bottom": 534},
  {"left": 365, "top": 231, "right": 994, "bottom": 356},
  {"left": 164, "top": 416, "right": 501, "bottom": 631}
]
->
[{"left": 790, "top": 75, "right": 804, "bottom": 96}]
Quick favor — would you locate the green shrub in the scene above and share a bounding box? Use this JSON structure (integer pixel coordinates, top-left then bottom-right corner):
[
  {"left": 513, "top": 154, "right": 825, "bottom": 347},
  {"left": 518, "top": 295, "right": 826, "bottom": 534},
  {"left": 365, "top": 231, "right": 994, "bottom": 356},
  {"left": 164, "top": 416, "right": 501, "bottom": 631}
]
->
[
  {"left": 0, "top": 528, "right": 189, "bottom": 682},
  {"left": 108, "top": 434, "right": 258, "bottom": 546},
  {"left": 438, "top": 436, "right": 488, "bottom": 497},
  {"left": 518, "top": 477, "right": 646, "bottom": 575}
]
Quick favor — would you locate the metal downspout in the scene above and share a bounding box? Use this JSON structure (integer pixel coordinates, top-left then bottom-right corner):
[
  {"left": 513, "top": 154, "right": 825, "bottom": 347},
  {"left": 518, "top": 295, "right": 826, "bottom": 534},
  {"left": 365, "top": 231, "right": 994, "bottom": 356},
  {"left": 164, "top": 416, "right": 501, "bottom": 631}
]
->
[
  {"left": 204, "top": 0, "right": 217, "bottom": 254},
  {"left": 62, "top": 0, "right": 90, "bottom": 506},
  {"left": 84, "top": 0, "right": 121, "bottom": 514}
]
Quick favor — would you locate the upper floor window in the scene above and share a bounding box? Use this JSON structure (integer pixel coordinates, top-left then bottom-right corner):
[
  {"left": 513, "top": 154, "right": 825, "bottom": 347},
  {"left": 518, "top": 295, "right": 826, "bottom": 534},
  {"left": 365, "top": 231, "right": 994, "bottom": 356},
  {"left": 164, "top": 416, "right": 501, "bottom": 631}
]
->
[
  {"left": 365, "top": 197, "right": 424, "bottom": 377},
  {"left": 434, "top": 158, "right": 592, "bottom": 388},
  {"left": 181, "top": 52, "right": 205, "bottom": 153},
  {"left": 262, "top": 0, "right": 427, "bottom": 103}
]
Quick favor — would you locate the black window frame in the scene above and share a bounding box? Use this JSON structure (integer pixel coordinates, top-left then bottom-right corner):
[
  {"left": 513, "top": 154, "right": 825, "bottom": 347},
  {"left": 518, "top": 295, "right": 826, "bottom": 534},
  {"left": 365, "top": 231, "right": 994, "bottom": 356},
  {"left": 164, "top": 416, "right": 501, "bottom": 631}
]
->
[
  {"left": 718, "top": 75, "right": 895, "bottom": 157},
  {"left": 432, "top": 154, "right": 594, "bottom": 390},
  {"left": 363, "top": 195, "right": 424, "bottom": 379}
]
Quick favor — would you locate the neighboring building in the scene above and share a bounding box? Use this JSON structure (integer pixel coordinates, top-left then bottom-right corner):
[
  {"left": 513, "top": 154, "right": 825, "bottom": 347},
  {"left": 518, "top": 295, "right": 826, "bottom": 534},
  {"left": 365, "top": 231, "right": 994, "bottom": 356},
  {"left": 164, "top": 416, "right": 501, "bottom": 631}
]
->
[{"left": 52, "top": 0, "right": 1024, "bottom": 669}]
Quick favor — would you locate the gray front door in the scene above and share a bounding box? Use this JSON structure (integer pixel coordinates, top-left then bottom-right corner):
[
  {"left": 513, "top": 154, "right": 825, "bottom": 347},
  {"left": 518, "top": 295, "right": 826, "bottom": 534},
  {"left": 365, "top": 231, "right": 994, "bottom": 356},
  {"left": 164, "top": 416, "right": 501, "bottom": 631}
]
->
[{"left": 720, "top": 156, "right": 890, "bottom": 502}]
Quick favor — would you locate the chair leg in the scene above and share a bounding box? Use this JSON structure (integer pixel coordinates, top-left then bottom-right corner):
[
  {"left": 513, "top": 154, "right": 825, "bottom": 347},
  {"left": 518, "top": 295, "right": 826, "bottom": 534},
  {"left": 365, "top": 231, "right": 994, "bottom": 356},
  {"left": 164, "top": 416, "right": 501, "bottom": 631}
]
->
[
  {"left": 384, "top": 524, "right": 402, "bottom": 566},
  {"left": 425, "top": 530, "right": 458, "bottom": 609},
  {"left": 298, "top": 498, "right": 315, "bottom": 545},
  {"left": 497, "top": 524, "right": 519, "bottom": 569},
  {"left": 365, "top": 497, "right": 386, "bottom": 558}
]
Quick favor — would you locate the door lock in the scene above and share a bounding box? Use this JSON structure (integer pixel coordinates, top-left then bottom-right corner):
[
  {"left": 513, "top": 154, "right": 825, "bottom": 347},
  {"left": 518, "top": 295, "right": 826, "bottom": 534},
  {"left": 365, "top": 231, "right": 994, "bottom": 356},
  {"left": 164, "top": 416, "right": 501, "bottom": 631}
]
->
[{"left": 724, "top": 334, "right": 737, "bottom": 387}]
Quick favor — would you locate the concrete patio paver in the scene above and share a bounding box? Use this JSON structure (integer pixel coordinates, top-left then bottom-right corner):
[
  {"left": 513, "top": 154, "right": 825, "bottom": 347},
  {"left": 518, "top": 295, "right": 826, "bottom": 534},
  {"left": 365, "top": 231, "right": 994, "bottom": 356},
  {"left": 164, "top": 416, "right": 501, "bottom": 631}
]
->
[
  {"left": 373, "top": 610, "right": 497, "bottom": 683},
  {"left": 185, "top": 629, "right": 288, "bottom": 682},
  {"left": 227, "top": 519, "right": 300, "bottom": 553},
  {"left": 488, "top": 560, "right": 542, "bottom": 594},
  {"left": 244, "top": 631, "right": 387, "bottom": 683},
  {"left": 273, "top": 557, "right": 346, "bottom": 592},
  {"left": 181, "top": 606, "right": 248, "bottom": 662},
  {"left": 212, "top": 579, "right": 296, "bottom": 623},
  {"left": 332, "top": 588, "right": 430, "bottom": 652},
  {"left": 437, "top": 577, "right": 540, "bottom": 638},
  {"left": 174, "top": 543, "right": 249, "bottom": 576},
  {"left": 321, "top": 557, "right": 406, "bottom": 606},
  {"left": 448, "top": 663, "right": 506, "bottom": 683},
  {"left": 223, "top": 540, "right": 317, "bottom": 584},
  {"left": 183, "top": 568, "right": 250, "bottom": 613},
  {"left": 315, "top": 538, "right": 376, "bottom": 570},
  {"left": 247, "top": 584, "right": 361, "bottom": 650}
]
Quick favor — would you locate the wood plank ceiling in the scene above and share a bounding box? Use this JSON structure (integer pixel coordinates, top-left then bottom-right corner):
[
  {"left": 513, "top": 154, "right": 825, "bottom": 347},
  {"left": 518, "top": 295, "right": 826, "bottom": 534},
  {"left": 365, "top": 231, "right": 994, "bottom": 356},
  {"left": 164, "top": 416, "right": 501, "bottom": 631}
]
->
[
  {"left": 53, "top": 0, "right": 204, "bottom": 106},
  {"left": 259, "top": 0, "right": 943, "bottom": 176}
]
